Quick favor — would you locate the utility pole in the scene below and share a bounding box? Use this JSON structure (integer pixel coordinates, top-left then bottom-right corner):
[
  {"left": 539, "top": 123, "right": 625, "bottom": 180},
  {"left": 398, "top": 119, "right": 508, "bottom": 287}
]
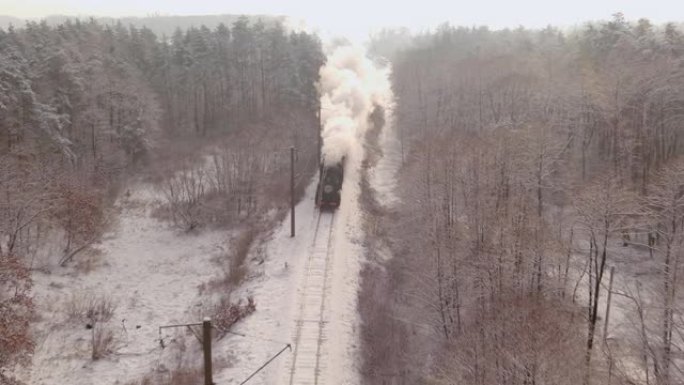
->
[
  {"left": 290, "top": 146, "right": 296, "bottom": 237},
  {"left": 158, "top": 319, "right": 213, "bottom": 385},
  {"left": 203, "top": 318, "right": 213, "bottom": 385}
]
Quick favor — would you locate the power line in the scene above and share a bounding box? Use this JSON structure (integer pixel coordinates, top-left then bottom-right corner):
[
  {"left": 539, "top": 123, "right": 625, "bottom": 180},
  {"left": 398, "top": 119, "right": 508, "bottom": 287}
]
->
[
  {"left": 239, "top": 344, "right": 292, "bottom": 385},
  {"left": 215, "top": 327, "right": 290, "bottom": 346}
]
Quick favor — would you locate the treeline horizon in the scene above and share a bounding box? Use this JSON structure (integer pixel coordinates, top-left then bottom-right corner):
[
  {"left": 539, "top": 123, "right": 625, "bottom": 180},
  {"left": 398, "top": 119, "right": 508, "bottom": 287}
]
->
[
  {"left": 0, "top": 14, "right": 288, "bottom": 36},
  {"left": 369, "top": 13, "right": 684, "bottom": 59}
]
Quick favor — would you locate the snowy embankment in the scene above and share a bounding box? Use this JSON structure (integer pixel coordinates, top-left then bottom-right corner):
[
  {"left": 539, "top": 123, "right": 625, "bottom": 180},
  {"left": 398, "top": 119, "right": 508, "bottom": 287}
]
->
[{"left": 18, "top": 183, "right": 227, "bottom": 385}]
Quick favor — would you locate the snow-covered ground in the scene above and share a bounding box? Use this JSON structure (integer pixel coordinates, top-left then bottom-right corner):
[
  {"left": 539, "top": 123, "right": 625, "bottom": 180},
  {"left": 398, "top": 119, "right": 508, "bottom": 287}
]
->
[
  {"left": 17, "top": 163, "right": 366, "bottom": 385},
  {"left": 17, "top": 183, "right": 228, "bottom": 385}
]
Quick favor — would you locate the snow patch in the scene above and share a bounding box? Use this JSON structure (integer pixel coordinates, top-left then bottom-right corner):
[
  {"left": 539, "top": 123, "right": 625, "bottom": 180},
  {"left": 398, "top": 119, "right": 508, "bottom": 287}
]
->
[{"left": 18, "top": 183, "right": 227, "bottom": 385}]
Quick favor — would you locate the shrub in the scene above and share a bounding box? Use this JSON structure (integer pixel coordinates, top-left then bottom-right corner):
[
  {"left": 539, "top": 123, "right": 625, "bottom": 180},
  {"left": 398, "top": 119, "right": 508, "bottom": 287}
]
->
[
  {"left": 91, "top": 324, "right": 115, "bottom": 360},
  {"left": 0, "top": 254, "right": 34, "bottom": 369},
  {"left": 211, "top": 297, "right": 256, "bottom": 339},
  {"left": 228, "top": 229, "right": 256, "bottom": 286},
  {"left": 65, "top": 293, "right": 117, "bottom": 324}
]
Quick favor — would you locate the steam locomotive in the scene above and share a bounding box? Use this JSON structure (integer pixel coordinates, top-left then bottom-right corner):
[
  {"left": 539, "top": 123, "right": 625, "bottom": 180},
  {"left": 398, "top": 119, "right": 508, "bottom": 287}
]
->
[{"left": 315, "top": 157, "right": 345, "bottom": 210}]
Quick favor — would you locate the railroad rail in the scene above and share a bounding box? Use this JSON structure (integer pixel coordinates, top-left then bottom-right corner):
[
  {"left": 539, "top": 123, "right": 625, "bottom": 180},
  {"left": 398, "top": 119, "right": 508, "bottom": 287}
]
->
[{"left": 288, "top": 212, "right": 336, "bottom": 385}]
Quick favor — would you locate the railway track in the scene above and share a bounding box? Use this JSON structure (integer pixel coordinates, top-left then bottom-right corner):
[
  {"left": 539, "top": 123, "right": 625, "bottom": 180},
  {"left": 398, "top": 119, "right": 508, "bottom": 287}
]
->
[{"left": 288, "top": 212, "right": 336, "bottom": 385}]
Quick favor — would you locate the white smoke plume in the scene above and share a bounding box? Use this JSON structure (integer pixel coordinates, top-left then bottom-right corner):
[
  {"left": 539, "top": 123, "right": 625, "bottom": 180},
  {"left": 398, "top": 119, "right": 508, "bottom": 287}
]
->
[{"left": 319, "top": 45, "right": 392, "bottom": 165}]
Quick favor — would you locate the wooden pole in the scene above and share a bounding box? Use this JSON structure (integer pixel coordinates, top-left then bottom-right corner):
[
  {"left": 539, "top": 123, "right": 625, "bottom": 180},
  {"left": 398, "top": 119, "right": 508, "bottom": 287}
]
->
[
  {"left": 203, "top": 318, "right": 213, "bottom": 385},
  {"left": 603, "top": 266, "right": 615, "bottom": 344},
  {"left": 291, "top": 146, "right": 295, "bottom": 238}
]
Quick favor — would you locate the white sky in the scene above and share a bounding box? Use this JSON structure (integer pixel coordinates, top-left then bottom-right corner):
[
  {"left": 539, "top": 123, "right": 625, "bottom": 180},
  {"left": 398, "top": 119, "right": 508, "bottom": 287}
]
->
[{"left": 0, "top": 0, "right": 679, "bottom": 41}]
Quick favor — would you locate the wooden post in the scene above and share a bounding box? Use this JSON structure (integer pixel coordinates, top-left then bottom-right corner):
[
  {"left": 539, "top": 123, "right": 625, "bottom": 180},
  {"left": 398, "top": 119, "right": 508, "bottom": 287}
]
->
[
  {"left": 290, "top": 146, "right": 295, "bottom": 238},
  {"left": 603, "top": 266, "right": 615, "bottom": 344},
  {"left": 203, "top": 318, "right": 213, "bottom": 385}
]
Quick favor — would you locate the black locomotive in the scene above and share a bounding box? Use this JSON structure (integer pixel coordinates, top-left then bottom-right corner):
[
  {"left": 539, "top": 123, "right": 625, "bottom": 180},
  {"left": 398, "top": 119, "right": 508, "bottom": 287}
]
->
[{"left": 315, "top": 157, "right": 345, "bottom": 209}]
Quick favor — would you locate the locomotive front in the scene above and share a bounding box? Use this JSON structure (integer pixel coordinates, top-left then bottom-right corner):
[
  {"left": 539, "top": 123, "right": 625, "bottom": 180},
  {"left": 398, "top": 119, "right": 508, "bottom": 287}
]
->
[{"left": 315, "top": 159, "right": 345, "bottom": 210}]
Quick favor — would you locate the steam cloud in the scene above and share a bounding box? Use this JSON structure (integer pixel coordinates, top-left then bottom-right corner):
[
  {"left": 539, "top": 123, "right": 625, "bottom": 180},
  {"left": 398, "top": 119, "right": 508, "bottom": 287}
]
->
[{"left": 319, "top": 45, "right": 392, "bottom": 165}]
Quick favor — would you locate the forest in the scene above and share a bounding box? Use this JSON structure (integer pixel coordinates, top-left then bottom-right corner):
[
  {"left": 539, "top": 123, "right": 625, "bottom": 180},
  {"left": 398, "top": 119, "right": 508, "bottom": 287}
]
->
[
  {"left": 0, "top": 17, "right": 324, "bottom": 380},
  {"left": 361, "top": 14, "right": 684, "bottom": 385},
  {"left": 3, "top": 9, "right": 684, "bottom": 385}
]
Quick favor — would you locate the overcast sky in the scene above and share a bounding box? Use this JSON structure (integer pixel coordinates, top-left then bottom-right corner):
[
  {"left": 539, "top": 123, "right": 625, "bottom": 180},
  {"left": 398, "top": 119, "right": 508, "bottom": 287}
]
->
[{"left": 0, "top": 0, "right": 679, "bottom": 41}]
